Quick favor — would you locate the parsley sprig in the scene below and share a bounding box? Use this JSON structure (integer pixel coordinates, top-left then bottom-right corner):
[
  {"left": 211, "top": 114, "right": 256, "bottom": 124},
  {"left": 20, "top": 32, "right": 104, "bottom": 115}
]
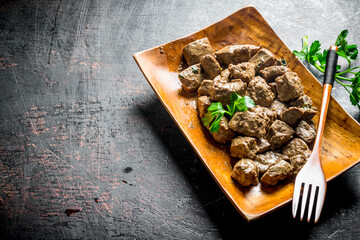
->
[
  {"left": 293, "top": 30, "right": 360, "bottom": 109},
  {"left": 202, "top": 93, "right": 255, "bottom": 132}
]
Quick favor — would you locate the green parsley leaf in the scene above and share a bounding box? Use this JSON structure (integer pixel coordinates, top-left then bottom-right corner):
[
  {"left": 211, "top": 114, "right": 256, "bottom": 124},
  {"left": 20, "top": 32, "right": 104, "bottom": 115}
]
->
[{"left": 192, "top": 66, "right": 199, "bottom": 74}]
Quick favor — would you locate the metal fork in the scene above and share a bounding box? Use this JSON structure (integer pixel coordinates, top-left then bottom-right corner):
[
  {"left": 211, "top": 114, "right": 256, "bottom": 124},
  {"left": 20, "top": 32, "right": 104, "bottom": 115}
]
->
[{"left": 292, "top": 45, "right": 338, "bottom": 223}]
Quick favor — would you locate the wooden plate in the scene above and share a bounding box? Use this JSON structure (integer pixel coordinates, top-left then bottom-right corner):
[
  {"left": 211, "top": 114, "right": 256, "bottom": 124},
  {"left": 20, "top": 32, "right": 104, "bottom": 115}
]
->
[{"left": 133, "top": 6, "right": 360, "bottom": 221}]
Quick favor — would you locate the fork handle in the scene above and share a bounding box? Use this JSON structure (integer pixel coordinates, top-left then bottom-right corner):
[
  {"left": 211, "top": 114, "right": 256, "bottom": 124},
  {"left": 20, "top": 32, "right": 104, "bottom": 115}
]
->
[{"left": 313, "top": 45, "right": 338, "bottom": 153}]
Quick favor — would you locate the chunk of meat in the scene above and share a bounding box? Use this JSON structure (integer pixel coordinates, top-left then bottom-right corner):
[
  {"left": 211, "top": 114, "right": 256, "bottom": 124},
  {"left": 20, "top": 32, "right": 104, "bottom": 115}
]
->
[
  {"left": 197, "top": 80, "right": 213, "bottom": 96},
  {"left": 282, "top": 138, "right": 310, "bottom": 157},
  {"left": 178, "top": 64, "right": 203, "bottom": 93},
  {"left": 251, "top": 105, "right": 277, "bottom": 124},
  {"left": 182, "top": 37, "right": 213, "bottom": 65},
  {"left": 229, "top": 111, "right": 270, "bottom": 137},
  {"left": 260, "top": 160, "right": 293, "bottom": 185},
  {"left": 230, "top": 137, "right": 259, "bottom": 159},
  {"left": 270, "top": 100, "right": 287, "bottom": 115},
  {"left": 246, "top": 76, "right": 275, "bottom": 107},
  {"left": 279, "top": 107, "right": 304, "bottom": 126},
  {"left": 295, "top": 120, "right": 316, "bottom": 144},
  {"left": 260, "top": 65, "right": 289, "bottom": 82},
  {"left": 248, "top": 49, "right": 278, "bottom": 73},
  {"left": 267, "top": 120, "right": 294, "bottom": 150},
  {"left": 228, "top": 62, "right": 255, "bottom": 83},
  {"left": 256, "top": 138, "right": 271, "bottom": 153},
  {"left": 268, "top": 82, "right": 277, "bottom": 97},
  {"left": 275, "top": 72, "right": 304, "bottom": 101},
  {"left": 196, "top": 96, "right": 212, "bottom": 119},
  {"left": 213, "top": 69, "right": 230, "bottom": 83},
  {"left": 200, "top": 54, "right": 221, "bottom": 79},
  {"left": 302, "top": 107, "right": 317, "bottom": 120},
  {"left": 254, "top": 151, "right": 289, "bottom": 175},
  {"left": 231, "top": 159, "right": 259, "bottom": 186},
  {"left": 290, "top": 95, "right": 313, "bottom": 108},
  {"left": 209, "top": 80, "right": 247, "bottom": 106},
  {"left": 215, "top": 45, "right": 261, "bottom": 66},
  {"left": 290, "top": 154, "right": 308, "bottom": 176},
  {"left": 209, "top": 117, "right": 235, "bottom": 144}
]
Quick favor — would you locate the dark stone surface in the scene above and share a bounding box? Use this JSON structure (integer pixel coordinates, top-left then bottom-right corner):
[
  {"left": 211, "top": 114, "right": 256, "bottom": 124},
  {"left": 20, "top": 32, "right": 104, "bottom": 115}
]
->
[{"left": 0, "top": 0, "right": 359, "bottom": 239}]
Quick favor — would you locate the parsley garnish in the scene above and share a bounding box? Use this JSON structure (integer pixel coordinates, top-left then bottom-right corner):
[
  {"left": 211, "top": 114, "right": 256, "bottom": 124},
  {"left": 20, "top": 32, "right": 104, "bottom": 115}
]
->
[
  {"left": 202, "top": 93, "right": 255, "bottom": 133},
  {"left": 293, "top": 30, "right": 360, "bottom": 110},
  {"left": 192, "top": 66, "right": 199, "bottom": 74}
]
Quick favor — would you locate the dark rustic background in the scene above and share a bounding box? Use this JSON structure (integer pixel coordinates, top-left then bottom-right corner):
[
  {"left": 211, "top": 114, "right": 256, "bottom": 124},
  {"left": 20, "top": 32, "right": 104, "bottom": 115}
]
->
[{"left": 1, "top": 0, "right": 359, "bottom": 239}]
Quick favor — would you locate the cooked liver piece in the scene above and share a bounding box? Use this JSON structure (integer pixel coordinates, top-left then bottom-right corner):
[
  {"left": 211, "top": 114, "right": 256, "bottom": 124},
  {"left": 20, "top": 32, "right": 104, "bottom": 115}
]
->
[
  {"left": 197, "top": 80, "right": 213, "bottom": 96},
  {"left": 215, "top": 45, "right": 261, "bottom": 66},
  {"left": 230, "top": 137, "right": 259, "bottom": 159},
  {"left": 260, "top": 65, "right": 289, "bottom": 82},
  {"left": 209, "top": 80, "right": 247, "bottom": 106},
  {"left": 251, "top": 105, "right": 277, "bottom": 124},
  {"left": 254, "top": 151, "right": 289, "bottom": 175},
  {"left": 213, "top": 69, "right": 231, "bottom": 83},
  {"left": 209, "top": 117, "right": 235, "bottom": 144},
  {"left": 290, "top": 154, "right": 308, "bottom": 176},
  {"left": 279, "top": 107, "right": 304, "bottom": 126},
  {"left": 200, "top": 54, "right": 221, "bottom": 79},
  {"left": 260, "top": 160, "right": 293, "bottom": 185},
  {"left": 295, "top": 120, "right": 316, "bottom": 144},
  {"left": 182, "top": 37, "right": 213, "bottom": 65},
  {"left": 196, "top": 96, "right": 212, "bottom": 119},
  {"left": 267, "top": 120, "right": 294, "bottom": 150},
  {"left": 178, "top": 64, "right": 203, "bottom": 93},
  {"left": 256, "top": 138, "right": 271, "bottom": 153},
  {"left": 302, "top": 107, "right": 317, "bottom": 120},
  {"left": 228, "top": 62, "right": 255, "bottom": 83},
  {"left": 246, "top": 76, "right": 275, "bottom": 107},
  {"left": 229, "top": 110, "right": 270, "bottom": 137},
  {"left": 231, "top": 159, "right": 259, "bottom": 186},
  {"left": 248, "top": 49, "right": 278, "bottom": 73},
  {"left": 275, "top": 72, "right": 304, "bottom": 101},
  {"left": 282, "top": 138, "right": 310, "bottom": 157},
  {"left": 270, "top": 99, "right": 287, "bottom": 115},
  {"left": 290, "top": 95, "right": 313, "bottom": 108}
]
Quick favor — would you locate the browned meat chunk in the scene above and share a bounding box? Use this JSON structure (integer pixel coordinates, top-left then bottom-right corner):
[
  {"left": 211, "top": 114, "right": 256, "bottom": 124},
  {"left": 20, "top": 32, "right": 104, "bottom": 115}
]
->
[
  {"left": 268, "top": 82, "right": 277, "bottom": 97},
  {"left": 196, "top": 96, "right": 212, "bottom": 119},
  {"left": 254, "top": 151, "right": 289, "bottom": 175},
  {"left": 290, "top": 154, "right": 308, "bottom": 176},
  {"left": 231, "top": 159, "right": 259, "bottom": 186},
  {"left": 251, "top": 105, "right": 277, "bottom": 124},
  {"left": 256, "top": 138, "right": 271, "bottom": 153},
  {"left": 267, "top": 120, "right": 294, "bottom": 150},
  {"left": 279, "top": 107, "right": 304, "bottom": 126},
  {"left": 246, "top": 76, "right": 275, "bottom": 107},
  {"left": 213, "top": 69, "right": 230, "bottom": 83},
  {"left": 200, "top": 54, "right": 221, "bottom": 79},
  {"left": 302, "top": 107, "right": 317, "bottom": 120},
  {"left": 215, "top": 45, "right": 261, "bottom": 66},
  {"left": 228, "top": 62, "right": 255, "bottom": 83},
  {"left": 178, "top": 64, "right": 203, "bottom": 93},
  {"left": 282, "top": 138, "right": 310, "bottom": 157},
  {"left": 197, "top": 80, "right": 213, "bottom": 96},
  {"left": 290, "top": 95, "right": 313, "bottom": 108},
  {"left": 209, "top": 81, "right": 247, "bottom": 106},
  {"left": 260, "top": 160, "right": 293, "bottom": 185},
  {"left": 260, "top": 65, "right": 289, "bottom": 82},
  {"left": 295, "top": 120, "right": 316, "bottom": 144},
  {"left": 249, "top": 49, "right": 278, "bottom": 73},
  {"left": 209, "top": 117, "right": 235, "bottom": 144},
  {"left": 182, "top": 38, "right": 213, "bottom": 65},
  {"left": 230, "top": 137, "right": 259, "bottom": 159},
  {"left": 229, "top": 111, "right": 270, "bottom": 137},
  {"left": 275, "top": 72, "right": 304, "bottom": 101},
  {"left": 270, "top": 100, "right": 287, "bottom": 115}
]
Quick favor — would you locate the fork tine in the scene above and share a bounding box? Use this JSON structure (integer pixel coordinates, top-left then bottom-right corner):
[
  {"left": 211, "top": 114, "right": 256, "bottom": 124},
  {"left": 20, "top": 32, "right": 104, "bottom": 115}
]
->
[
  {"left": 307, "top": 185, "right": 317, "bottom": 222},
  {"left": 300, "top": 183, "right": 310, "bottom": 221},
  {"left": 292, "top": 180, "right": 302, "bottom": 218},
  {"left": 314, "top": 186, "right": 326, "bottom": 223}
]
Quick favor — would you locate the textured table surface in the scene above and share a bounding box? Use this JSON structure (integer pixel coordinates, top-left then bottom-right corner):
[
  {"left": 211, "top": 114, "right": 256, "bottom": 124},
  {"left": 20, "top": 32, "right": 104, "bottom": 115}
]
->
[{"left": 1, "top": 0, "right": 359, "bottom": 239}]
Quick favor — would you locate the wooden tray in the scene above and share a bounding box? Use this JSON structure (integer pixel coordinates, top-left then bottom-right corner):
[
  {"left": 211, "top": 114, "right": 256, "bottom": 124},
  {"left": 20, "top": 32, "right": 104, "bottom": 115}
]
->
[{"left": 133, "top": 6, "right": 360, "bottom": 221}]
